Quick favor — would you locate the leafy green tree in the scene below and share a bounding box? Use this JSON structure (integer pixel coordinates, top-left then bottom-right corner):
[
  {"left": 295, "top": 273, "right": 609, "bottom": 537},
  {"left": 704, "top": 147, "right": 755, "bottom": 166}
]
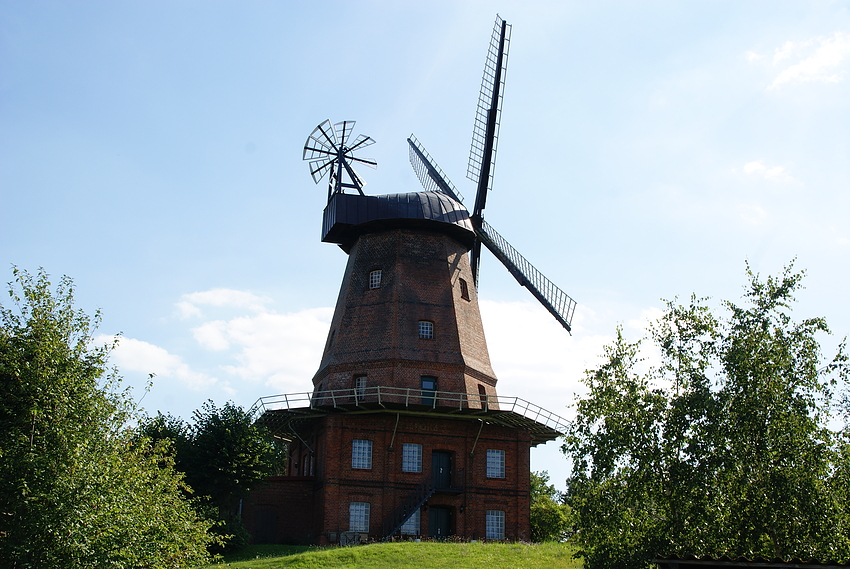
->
[
  {"left": 563, "top": 263, "right": 850, "bottom": 569},
  {"left": 530, "top": 471, "right": 572, "bottom": 542},
  {"left": 184, "top": 400, "right": 276, "bottom": 512},
  {"left": 0, "top": 268, "right": 214, "bottom": 568},
  {"left": 138, "top": 401, "right": 282, "bottom": 552}
]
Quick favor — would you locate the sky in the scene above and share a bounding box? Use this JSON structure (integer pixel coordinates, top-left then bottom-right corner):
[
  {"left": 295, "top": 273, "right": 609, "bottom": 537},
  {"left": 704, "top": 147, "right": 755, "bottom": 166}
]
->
[{"left": 2, "top": 1, "right": 849, "bottom": 491}]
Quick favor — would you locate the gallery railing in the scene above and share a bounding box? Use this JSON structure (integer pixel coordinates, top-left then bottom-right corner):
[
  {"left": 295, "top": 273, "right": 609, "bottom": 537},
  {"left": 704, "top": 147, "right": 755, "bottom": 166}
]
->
[{"left": 251, "top": 386, "right": 569, "bottom": 435}]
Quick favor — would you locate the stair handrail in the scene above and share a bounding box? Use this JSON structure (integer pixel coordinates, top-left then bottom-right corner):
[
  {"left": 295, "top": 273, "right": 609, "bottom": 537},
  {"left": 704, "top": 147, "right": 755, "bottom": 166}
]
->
[{"left": 381, "top": 475, "right": 436, "bottom": 540}]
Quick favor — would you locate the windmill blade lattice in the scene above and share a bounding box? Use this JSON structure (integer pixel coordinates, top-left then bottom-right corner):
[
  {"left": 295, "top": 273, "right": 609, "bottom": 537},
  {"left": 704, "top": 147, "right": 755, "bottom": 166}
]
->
[
  {"left": 407, "top": 136, "right": 465, "bottom": 204},
  {"left": 303, "top": 120, "right": 377, "bottom": 201},
  {"left": 468, "top": 15, "right": 511, "bottom": 210},
  {"left": 406, "top": 134, "right": 576, "bottom": 333},
  {"left": 476, "top": 220, "right": 577, "bottom": 332},
  {"left": 405, "top": 15, "right": 578, "bottom": 334}
]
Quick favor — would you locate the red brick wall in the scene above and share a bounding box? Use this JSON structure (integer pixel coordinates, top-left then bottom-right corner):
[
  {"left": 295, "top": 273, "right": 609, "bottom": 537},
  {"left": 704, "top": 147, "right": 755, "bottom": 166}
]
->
[
  {"left": 252, "top": 411, "right": 532, "bottom": 544},
  {"left": 245, "top": 225, "right": 535, "bottom": 545},
  {"left": 241, "top": 476, "right": 317, "bottom": 544},
  {"left": 312, "top": 229, "right": 497, "bottom": 397}
]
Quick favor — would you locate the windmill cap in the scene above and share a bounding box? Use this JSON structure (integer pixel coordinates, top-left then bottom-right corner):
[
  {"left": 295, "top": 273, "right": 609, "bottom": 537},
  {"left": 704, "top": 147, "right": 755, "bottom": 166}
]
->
[{"left": 322, "top": 191, "right": 475, "bottom": 252}]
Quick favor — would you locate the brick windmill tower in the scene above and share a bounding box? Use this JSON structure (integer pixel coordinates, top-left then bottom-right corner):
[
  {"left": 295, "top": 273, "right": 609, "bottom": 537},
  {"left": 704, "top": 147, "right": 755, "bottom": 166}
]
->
[{"left": 244, "top": 16, "right": 575, "bottom": 545}]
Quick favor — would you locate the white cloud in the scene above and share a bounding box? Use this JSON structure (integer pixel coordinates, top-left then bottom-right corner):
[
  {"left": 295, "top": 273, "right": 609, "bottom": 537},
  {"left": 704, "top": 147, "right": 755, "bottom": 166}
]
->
[
  {"left": 479, "top": 300, "right": 614, "bottom": 420},
  {"left": 176, "top": 288, "right": 271, "bottom": 319},
  {"left": 190, "top": 307, "right": 334, "bottom": 394},
  {"left": 192, "top": 320, "right": 231, "bottom": 351},
  {"left": 627, "top": 306, "right": 664, "bottom": 335},
  {"left": 741, "top": 160, "right": 799, "bottom": 184},
  {"left": 743, "top": 161, "right": 766, "bottom": 175},
  {"left": 175, "top": 301, "right": 202, "bottom": 319},
  {"left": 98, "top": 335, "right": 217, "bottom": 390},
  {"left": 769, "top": 32, "right": 850, "bottom": 89},
  {"left": 746, "top": 51, "right": 764, "bottom": 62},
  {"left": 772, "top": 39, "right": 811, "bottom": 64}
]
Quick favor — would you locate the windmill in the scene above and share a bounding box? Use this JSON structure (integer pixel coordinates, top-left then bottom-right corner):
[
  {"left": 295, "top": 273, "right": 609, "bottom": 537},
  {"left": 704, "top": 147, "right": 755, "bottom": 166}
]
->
[
  {"left": 407, "top": 15, "right": 578, "bottom": 333},
  {"left": 303, "top": 119, "right": 377, "bottom": 202},
  {"left": 246, "top": 14, "right": 575, "bottom": 545}
]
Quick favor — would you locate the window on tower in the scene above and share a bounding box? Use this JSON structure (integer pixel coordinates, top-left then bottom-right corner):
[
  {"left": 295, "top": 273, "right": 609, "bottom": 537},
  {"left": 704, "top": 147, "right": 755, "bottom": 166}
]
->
[
  {"left": 418, "top": 320, "right": 434, "bottom": 339},
  {"left": 459, "top": 278, "right": 470, "bottom": 301},
  {"left": 354, "top": 375, "right": 366, "bottom": 402},
  {"left": 369, "top": 270, "right": 382, "bottom": 289}
]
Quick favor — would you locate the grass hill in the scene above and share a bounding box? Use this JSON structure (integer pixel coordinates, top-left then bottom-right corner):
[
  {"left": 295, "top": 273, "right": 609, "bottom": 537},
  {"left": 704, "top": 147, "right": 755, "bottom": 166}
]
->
[{"left": 205, "top": 542, "right": 583, "bottom": 569}]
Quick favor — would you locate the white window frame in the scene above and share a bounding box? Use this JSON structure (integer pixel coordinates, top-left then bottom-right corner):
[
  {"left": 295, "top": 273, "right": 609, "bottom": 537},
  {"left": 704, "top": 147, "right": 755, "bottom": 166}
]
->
[
  {"left": 418, "top": 320, "right": 434, "bottom": 339},
  {"left": 402, "top": 443, "right": 422, "bottom": 473},
  {"left": 369, "top": 270, "right": 382, "bottom": 289},
  {"left": 486, "top": 449, "right": 505, "bottom": 479},
  {"left": 355, "top": 375, "right": 366, "bottom": 401},
  {"left": 352, "top": 440, "right": 372, "bottom": 469},
  {"left": 400, "top": 508, "right": 421, "bottom": 535},
  {"left": 485, "top": 510, "right": 505, "bottom": 540},
  {"left": 349, "top": 502, "right": 370, "bottom": 532}
]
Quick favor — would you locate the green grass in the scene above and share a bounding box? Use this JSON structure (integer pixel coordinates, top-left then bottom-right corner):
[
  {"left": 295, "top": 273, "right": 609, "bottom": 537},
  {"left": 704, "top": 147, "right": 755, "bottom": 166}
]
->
[{"left": 204, "top": 542, "right": 582, "bottom": 569}]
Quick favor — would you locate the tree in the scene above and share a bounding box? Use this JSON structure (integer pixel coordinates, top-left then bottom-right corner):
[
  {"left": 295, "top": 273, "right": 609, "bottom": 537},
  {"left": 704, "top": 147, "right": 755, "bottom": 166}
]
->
[
  {"left": 139, "top": 401, "right": 282, "bottom": 552},
  {"left": 0, "top": 268, "right": 214, "bottom": 568},
  {"left": 184, "top": 401, "right": 276, "bottom": 512},
  {"left": 530, "top": 471, "right": 572, "bottom": 542},
  {"left": 563, "top": 263, "right": 850, "bottom": 569}
]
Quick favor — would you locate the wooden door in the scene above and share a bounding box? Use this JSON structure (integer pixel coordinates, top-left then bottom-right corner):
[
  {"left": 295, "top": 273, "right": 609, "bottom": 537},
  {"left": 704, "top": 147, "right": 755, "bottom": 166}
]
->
[
  {"left": 428, "top": 506, "right": 452, "bottom": 538},
  {"left": 432, "top": 451, "right": 451, "bottom": 488}
]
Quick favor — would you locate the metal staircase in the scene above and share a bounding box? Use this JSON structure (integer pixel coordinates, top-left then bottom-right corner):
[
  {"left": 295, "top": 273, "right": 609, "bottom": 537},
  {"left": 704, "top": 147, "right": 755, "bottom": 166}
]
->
[{"left": 381, "top": 477, "right": 435, "bottom": 540}]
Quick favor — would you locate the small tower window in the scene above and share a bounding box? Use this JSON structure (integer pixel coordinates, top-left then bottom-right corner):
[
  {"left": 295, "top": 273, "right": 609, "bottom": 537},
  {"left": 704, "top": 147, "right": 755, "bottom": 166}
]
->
[
  {"left": 354, "top": 375, "right": 367, "bottom": 402},
  {"left": 369, "top": 270, "right": 382, "bottom": 289},
  {"left": 459, "top": 278, "right": 470, "bottom": 301},
  {"left": 418, "top": 320, "right": 434, "bottom": 339}
]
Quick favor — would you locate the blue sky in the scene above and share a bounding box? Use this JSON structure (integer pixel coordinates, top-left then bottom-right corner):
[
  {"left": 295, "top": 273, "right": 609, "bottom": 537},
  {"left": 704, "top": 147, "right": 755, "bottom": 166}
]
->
[{"left": 3, "top": 1, "right": 849, "bottom": 489}]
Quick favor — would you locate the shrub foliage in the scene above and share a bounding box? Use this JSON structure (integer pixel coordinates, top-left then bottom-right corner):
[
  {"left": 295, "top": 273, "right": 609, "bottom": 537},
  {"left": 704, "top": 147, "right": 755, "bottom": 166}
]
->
[
  {"left": 0, "top": 268, "right": 214, "bottom": 568},
  {"left": 563, "top": 263, "right": 850, "bottom": 568}
]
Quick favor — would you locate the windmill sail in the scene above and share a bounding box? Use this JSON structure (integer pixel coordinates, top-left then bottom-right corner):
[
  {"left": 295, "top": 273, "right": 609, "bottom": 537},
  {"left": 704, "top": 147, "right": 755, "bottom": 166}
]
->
[
  {"left": 406, "top": 16, "right": 577, "bottom": 334},
  {"left": 407, "top": 136, "right": 465, "bottom": 204},
  {"left": 466, "top": 16, "right": 511, "bottom": 287},
  {"left": 467, "top": 15, "right": 511, "bottom": 212},
  {"left": 406, "top": 136, "right": 577, "bottom": 333},
  {"left": 477, "top": 221, "right": 576, "bottom": 332}
]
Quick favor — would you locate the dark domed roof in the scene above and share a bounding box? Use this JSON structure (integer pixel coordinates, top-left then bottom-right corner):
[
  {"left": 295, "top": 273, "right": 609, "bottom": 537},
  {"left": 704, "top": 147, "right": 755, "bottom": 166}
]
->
[{"left": 322, "top": 191, "right": 475, "bottom": 251}]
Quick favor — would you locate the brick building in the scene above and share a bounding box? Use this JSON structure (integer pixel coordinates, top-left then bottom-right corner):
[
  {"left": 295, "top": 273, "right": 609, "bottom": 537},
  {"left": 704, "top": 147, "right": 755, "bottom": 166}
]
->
[{"left": 243, "top": 191, "right": 568, "bottom": 544}]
